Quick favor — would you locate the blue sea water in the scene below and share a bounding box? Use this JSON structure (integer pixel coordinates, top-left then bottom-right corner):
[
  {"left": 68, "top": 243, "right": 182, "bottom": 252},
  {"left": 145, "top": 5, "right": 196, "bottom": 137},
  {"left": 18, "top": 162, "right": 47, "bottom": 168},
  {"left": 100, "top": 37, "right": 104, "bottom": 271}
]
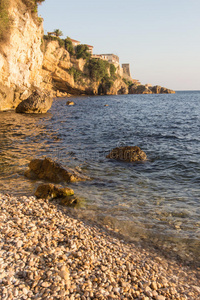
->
[{"left": 0, "top": 91, "right": 200, "bottom": 264}]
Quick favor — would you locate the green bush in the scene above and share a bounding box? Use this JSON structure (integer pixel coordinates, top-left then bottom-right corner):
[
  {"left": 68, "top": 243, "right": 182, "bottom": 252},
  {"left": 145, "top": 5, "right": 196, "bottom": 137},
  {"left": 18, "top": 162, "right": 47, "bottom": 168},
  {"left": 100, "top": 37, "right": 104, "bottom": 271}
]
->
[
  {"left": 110, "top": 64, "right": 116, "bottom": 76},
  {"left": 64, "top": 37, "right": 74, "bottom": 55},
  {"left": 43, "top": 35, "right": 65, "bottom": 48},
  {"left": 123, "top": 78, "right": 133, "bottom": 88},
  {"left": 76, "top": 44, "right": 91, "bottom": 60},
  {"left": 86, "top": 58, "right": 110, "bottom": 82},
  {"left": 68, "top": 67, "right": 83, "bottom": 83},
  {"left": 22, "top": 0, "right": 45, "bottom": 13}
]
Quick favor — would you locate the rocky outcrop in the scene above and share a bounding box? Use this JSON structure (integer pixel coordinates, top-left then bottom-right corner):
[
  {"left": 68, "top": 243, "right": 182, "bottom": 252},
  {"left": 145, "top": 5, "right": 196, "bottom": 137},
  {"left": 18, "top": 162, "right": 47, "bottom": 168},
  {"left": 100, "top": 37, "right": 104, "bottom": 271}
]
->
[
  {"left": 150, "top": 85, "right": 175, "bottom": 94},
  {"left": 25, "top": 157, "right": 88, "bottom": 183},
  {"left": 129, "top": 84, "right": 152, "bottom": 94},
  {"left": 16, "top": 89, "right": 52, "bottom": 113},
  {"left": 106, "top": 146, "right": 147, "bottom": 162},
  {"left": 129, "top": 84, "right": 175, "bottom": 94},
  {"left": 0, "top": 0, "right": 44, "bottom": 111}
]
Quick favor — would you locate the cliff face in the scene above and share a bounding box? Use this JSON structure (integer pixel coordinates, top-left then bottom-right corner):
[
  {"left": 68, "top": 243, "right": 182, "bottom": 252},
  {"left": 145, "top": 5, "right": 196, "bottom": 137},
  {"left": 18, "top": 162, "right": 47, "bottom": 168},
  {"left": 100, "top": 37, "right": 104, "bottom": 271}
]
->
[
  {"left": 0, "top": 0, "right": 43, "bottom": 110},
  {"left": 0, "top": 1, "right": 174, "bottom": 111},
  {"left": 41, "top": 40, "right": 128, "bottom": 96}
]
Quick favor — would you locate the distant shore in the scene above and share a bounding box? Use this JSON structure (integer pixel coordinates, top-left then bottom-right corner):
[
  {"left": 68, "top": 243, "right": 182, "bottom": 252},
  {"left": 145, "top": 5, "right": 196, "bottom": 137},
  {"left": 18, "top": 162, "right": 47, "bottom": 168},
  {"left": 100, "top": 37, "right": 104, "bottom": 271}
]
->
[{"left": 0, "top": 193, "right": 199, "bottom": 299}]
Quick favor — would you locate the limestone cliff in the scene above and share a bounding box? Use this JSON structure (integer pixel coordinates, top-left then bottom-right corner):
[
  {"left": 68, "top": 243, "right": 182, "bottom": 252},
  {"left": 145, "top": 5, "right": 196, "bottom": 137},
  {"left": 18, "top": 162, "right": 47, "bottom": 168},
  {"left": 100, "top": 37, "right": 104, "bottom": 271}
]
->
[
  {"left": 0, "top": 1, "right": 174, "bottom": 111},
  {"left": 0, "top": 0, "right": 43, "bottom": 110},
  {"left": 41, "top": 40, "right": 128, "bottom": 97}
]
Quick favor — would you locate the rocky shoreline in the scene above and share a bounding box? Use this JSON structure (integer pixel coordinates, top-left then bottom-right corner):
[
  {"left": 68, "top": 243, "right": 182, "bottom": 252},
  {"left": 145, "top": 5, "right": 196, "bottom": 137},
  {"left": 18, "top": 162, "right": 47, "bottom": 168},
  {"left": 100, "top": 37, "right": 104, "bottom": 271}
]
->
[{"left": 0, "top": 193, "right": 199, "bottom": 300}]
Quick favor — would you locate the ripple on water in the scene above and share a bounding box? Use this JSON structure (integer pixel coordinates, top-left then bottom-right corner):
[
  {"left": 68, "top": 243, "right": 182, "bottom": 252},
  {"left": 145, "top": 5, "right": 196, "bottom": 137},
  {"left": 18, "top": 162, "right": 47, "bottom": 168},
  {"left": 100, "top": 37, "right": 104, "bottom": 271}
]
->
[{"left": 0, "top": 92, "right": 200, "bottom": 265}]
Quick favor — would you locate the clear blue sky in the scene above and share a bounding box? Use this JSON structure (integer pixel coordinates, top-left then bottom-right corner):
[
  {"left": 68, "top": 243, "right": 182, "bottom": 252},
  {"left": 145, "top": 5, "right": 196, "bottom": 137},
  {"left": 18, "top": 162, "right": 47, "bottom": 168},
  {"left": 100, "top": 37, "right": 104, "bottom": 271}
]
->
[{"left": 38, "top": 0, "right": 200, "bottom": 90}]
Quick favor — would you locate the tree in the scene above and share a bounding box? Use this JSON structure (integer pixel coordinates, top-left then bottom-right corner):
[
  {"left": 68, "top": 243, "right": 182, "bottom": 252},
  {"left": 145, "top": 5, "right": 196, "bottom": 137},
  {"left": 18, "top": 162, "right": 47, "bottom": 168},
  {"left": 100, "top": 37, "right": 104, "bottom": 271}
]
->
[
  {"left": 54, "top": 29, "right": 63, "bottom": 37},
  {"left": 86, "top": 58, "right": 109, "bottom": 82},
  {"left": 76, "top": 44, "right": 91, "bottom": 60},
  {"left": 65, "top": 37, "right": 74, "bottom": 55}
]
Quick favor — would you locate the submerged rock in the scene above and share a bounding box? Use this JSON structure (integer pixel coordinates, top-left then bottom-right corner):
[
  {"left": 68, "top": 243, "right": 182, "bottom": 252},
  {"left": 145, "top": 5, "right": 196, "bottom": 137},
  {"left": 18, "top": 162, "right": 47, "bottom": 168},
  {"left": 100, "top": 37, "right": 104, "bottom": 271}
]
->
[
  {"left": 66, "top": 100, "right": 75, "bottom": 105},
  {"left": 35, "top": 183, "right": 74, "bottom": 200},
  {"left": 60, "top": 196, "right": 80, "bottom": 207},
  {"left": 25, "top": 157, "right": 87, "bottom": 183},
  {"left": 16, "top": 89, "right": 53, "bottom": 114},
  {"left": 106, "top": 146, "right": 147, "bottom": 162}
]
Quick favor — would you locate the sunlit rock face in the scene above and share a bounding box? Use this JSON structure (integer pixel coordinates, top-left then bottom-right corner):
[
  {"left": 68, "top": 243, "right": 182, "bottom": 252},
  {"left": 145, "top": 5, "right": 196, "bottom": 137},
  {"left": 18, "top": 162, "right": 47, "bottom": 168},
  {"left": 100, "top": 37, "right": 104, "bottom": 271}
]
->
[{"left": 0, "top": 1, "right": 44, "bottom": 111}]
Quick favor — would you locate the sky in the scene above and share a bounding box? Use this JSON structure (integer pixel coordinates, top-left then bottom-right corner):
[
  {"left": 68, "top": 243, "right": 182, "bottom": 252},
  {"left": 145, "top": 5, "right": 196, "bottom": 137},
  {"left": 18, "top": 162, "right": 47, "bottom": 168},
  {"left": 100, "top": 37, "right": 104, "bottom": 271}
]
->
[{"left": 38, "top": 0, "right": 200, "bottom": 91}]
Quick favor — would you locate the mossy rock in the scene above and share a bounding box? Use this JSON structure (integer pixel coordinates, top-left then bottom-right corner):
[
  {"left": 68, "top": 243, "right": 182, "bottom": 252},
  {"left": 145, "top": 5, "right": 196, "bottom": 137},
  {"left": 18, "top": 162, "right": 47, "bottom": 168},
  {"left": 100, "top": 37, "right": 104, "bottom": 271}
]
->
[{"left": 35, "top": 183, "right": 74, "bottom": 200}]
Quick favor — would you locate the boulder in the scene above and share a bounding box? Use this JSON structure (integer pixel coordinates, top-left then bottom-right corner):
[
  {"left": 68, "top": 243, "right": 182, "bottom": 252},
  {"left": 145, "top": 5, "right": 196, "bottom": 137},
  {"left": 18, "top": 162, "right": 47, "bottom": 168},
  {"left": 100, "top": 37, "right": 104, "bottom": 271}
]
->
[
  {"left": 16, "top": 89, "right": 53, "bottom": 113},
  {"left": 35, "top": 183, "right": 74, "bottom": 199},
  {"left": 106, "top": 146, "right": 147, "bottom": 162},
  {"left": 66, "top": 100, "right": 75, "bottom": 106},
  {"left": 25, "top": 157, "right": 87, "bottom": 183}
]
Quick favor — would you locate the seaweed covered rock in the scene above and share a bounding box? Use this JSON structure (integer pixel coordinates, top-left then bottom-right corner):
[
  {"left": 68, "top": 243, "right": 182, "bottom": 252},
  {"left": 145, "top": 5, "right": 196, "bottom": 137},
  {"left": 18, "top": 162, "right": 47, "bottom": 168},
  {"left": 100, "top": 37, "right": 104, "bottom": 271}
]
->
[
  {"left": 106, "top": 146, "right": 147, "bottom": 162},
  {"left": 25, "top": 157, "right": 87, "bottom": 183},
  {"left": 16, "top": 89, "right": 53, "bottom": 114},
  {"left": 35, "top": 183, "right": 74, "bottom": 200}
]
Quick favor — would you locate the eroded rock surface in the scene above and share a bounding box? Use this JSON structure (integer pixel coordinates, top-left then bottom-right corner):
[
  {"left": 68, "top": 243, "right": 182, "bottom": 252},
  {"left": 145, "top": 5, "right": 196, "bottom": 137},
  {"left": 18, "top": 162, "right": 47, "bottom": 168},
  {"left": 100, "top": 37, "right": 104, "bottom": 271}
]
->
[
  {"left": 16, "top": 89, "right": 52, "bottom": 113},
  {"left": 25, "top": 157, "right": 87, "bottom": 183},
  {"left": 106, "top": 146, "right": 147, "bottom": 162}
]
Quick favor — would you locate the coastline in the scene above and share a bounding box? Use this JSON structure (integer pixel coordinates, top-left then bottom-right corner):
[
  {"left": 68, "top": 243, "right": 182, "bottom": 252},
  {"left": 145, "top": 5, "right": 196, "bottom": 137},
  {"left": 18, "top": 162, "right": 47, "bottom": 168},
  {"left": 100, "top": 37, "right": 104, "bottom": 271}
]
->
[{"left": 0, "top": 193, "right": 199, "bottom": 300}]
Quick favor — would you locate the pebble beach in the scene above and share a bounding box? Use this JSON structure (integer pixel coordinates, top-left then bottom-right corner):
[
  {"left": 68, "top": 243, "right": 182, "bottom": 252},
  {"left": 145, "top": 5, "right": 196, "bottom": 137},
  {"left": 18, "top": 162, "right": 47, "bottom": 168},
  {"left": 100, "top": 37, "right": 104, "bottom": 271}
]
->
[{"left": 0, "top": 193, "right": 199, "bottom": 300}]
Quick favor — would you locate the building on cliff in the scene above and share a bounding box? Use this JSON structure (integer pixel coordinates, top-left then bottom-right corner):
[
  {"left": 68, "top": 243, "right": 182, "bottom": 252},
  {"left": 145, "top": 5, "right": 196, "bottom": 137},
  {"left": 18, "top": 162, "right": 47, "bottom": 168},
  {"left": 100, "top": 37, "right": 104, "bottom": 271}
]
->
[
  {"left": 69, "top": 38, "right": 81, "bottom": 48},
  {"left": 92, "top": 54, "right": 120, "bottom": 67}
]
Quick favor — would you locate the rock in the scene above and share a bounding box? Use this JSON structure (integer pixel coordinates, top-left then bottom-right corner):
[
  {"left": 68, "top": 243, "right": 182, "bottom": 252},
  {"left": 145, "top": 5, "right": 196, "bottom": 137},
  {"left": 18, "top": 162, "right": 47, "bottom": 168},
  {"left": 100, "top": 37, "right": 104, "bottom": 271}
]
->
[
  {"left": 106, "top": 146, "right": 147, "bottom": 162},
  {"left": 129, "top": 84, "right": 175, "bottom": 94},
  {"left": 25, "top": 157, "right": 87, "bottom": 183},
  {"left": 156, "top": 296, "right": 166, "bottom": 300},
  {"left": 35, "top": 183, "right": 74, "bottom": 200},
  {"left": 117, "top": 86, "right": 128, "bottom": 95},
  {"left": 59, "top": 265, "right": 70, "bottom": 284},
  {"left": 0, "top": 84, "right": 15, "bottom": 111},
  {"left": 16, "top": 89, "right": 53, "bottom": 114},
  {"left": 150, "top": 85, "right": 175, "bottom": 94},
  {"left": 60, "top": 196, "right": 80, "bottom": 207},
  {"left": 129, "top": 84, "right": 152, "bottom": 94},
  {"left": 66, "top": 101, "right": 75, "bottom": 106}
]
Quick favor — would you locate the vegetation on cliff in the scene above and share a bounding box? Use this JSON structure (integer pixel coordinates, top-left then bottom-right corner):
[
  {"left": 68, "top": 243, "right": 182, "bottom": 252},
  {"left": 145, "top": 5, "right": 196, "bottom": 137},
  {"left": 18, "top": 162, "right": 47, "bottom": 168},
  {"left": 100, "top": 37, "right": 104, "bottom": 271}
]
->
[
  {"left": 0, "top": 0, "right": 12, "bottom": 42},
  {"left": 22, "top": 0, "right": 45, "bottom": 13}
]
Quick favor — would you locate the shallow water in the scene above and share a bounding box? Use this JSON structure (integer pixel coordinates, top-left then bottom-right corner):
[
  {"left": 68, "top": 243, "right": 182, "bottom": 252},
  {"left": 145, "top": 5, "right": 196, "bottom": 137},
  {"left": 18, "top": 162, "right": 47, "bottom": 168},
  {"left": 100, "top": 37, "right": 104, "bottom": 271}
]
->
[{"left": 0, "top": 91, "right": 200, "bottom": 265}]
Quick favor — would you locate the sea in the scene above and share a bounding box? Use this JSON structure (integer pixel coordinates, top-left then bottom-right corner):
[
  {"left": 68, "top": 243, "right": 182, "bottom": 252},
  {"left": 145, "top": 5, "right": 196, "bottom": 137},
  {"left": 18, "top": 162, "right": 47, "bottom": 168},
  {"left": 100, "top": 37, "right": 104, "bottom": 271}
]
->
[{"left": 0, "top": 91, "right": 199, "bottom": 266}]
